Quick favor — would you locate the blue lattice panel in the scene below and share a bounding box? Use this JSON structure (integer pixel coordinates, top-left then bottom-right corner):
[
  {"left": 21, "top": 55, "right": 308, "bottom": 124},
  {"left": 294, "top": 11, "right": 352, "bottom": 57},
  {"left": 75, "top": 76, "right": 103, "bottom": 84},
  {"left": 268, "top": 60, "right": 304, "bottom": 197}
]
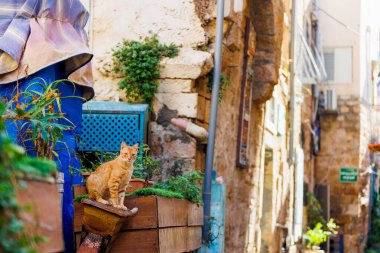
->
[{"left": 78, "top": 102, "right": 149, "bottom": 152}]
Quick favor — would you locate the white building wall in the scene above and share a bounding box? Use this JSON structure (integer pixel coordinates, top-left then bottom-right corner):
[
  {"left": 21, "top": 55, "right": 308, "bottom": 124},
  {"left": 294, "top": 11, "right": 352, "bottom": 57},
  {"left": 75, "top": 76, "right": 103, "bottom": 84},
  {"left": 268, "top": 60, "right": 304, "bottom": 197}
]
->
[{"left": 319, "top": 0, "right": 361, "bottom": 96}]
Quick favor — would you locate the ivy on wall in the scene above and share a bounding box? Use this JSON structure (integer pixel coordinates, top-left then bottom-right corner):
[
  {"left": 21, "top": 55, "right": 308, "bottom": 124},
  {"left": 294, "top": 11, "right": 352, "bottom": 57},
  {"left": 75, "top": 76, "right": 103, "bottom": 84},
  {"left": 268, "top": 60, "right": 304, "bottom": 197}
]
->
[{"left": 112, "top": 34, "right": 180, "bottom": 105}]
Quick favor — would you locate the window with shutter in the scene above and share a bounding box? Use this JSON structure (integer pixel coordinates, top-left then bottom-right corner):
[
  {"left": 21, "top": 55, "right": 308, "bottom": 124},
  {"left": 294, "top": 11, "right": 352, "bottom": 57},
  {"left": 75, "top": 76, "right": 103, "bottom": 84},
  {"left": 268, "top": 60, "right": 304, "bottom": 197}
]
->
[{"left": 323, "top": 47, "right": 353, "bottom": 83}]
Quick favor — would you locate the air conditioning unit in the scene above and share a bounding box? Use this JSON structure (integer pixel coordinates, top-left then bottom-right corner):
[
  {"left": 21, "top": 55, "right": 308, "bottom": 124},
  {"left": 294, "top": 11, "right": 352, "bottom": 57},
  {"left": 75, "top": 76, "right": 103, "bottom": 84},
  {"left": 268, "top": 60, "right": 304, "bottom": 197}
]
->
[{"left": 324, "top": 89, "right": 337, "bottom": 111}]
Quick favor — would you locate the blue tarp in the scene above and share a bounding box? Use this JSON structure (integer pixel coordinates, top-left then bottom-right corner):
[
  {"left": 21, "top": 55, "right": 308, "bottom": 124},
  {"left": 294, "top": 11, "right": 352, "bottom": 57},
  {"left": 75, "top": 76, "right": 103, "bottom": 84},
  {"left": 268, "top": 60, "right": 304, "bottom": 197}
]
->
[{"left": 0, "top": 62, "right": 83, "bottom": 252}]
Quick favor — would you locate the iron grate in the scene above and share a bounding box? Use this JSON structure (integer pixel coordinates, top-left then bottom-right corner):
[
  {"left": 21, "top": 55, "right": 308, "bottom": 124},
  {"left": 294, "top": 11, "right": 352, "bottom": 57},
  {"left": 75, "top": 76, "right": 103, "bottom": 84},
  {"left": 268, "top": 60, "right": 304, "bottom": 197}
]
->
[
  {"left": 79, "top": 114, "right": 140, "bottom": 152},
  {"left": 78, "top": 101, "right": 149, "bottom": 153}
]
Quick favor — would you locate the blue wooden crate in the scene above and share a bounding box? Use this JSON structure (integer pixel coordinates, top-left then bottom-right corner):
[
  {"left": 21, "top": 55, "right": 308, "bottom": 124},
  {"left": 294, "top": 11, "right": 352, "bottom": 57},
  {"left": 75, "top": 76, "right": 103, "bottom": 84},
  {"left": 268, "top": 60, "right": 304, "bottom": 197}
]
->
[{"left": 78, "top": 101, "right": 149, "bottom": 152}]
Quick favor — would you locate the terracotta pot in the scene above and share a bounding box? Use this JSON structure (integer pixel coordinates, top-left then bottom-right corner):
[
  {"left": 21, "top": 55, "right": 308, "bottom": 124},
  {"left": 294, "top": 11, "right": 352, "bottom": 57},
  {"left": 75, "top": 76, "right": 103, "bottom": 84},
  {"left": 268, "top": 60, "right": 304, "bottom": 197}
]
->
[
  {"left": 81, "top": 171, "right": 92, "bottom": 181},
  {"left": 16, "top": 179, "right": 64, "bottom": 252},
  {"left": 127, "top": 178, "right": 154, "bottom": 193}
]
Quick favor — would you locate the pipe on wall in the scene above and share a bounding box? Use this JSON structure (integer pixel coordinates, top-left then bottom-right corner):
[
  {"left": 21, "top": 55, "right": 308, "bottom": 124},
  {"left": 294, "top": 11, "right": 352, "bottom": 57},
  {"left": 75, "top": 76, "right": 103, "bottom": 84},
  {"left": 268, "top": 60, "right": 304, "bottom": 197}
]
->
[{"left": 202, "top": 0, "right": 225, "bottom": 242}]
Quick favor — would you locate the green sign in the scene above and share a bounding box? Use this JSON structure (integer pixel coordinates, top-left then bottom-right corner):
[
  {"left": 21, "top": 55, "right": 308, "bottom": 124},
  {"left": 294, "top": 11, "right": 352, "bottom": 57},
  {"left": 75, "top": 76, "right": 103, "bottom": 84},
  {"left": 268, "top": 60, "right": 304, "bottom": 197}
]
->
[{"left": 339, "top": 168, "right": 358, "bottom": 183}]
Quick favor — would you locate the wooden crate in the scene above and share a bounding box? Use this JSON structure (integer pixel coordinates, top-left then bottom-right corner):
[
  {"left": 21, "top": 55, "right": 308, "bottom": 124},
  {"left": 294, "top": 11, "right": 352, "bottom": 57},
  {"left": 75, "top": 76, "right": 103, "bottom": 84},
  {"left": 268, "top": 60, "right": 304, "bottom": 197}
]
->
[
  {"left": 110, "top": 226, "right": 202, "bottom": 253},
  {"left": 73, "top": 187, "right": 203, "bottom": 253}
]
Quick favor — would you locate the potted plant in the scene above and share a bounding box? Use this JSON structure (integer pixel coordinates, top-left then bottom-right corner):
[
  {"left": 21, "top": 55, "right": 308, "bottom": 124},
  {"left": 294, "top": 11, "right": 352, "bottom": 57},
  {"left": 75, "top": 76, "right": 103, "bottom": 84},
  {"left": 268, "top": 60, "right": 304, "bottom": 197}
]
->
[
  {"left": 303, "top": 219, "right": 338, "bottom": 252},
  {"left": 130, "top": 144, "right": 161, "bottom": 193},
  {"left": 4, "top": 80, "right": 80, "bottom": 160},
  {"left": 2, "top": 79, "right": 82, "bottom": 252},
  {"left": 0, "top": 94, "right": 64, "bottom": 252}
]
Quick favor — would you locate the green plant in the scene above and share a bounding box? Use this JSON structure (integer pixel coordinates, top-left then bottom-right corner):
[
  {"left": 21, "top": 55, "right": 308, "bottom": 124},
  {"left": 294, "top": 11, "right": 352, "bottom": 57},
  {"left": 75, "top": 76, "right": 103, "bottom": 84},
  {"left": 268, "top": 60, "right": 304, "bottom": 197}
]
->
[
  {"left": 0, "top": 102, "right": 57, "bottom": 252},
  {"left": 133, "top": 144, "right": 161, "bottom": 183},
  {"left": 126, "top": 188, "right": 185, "bottom": 199},
  {"left": 306, "top": 193, "right": 326, "bottom": 228},
  {"left": 303, "top": 219, "right": 338, "bottom": 250},
  {"left": 368, "top": 188, "right": 380, "bottom": 246},
  {"left": 154, "top": 170, "right": 204, "bottom": 204},
  {"left": 112, "top": 34, "right": 180, "bottom": 105},
  {"left": 203, "top": 216, "right": 223, "bottom": 247},
  {"left": 4, "top": 79, "right": 81, "bottom": 159},
  {"left": 167, "top": 159, "right": 187, "bottom": 178},
  {"left": 75, "top": 188, "right": 185, "bottom": 203},
  {"left": 79, "top": 151, "right": 118, "bottom": 173},
  {"left": 74, "top": 194, "right": 89, "bottom": 203},
  {"left": 207, "top": 72, "right": 231, "bottom": 102}
]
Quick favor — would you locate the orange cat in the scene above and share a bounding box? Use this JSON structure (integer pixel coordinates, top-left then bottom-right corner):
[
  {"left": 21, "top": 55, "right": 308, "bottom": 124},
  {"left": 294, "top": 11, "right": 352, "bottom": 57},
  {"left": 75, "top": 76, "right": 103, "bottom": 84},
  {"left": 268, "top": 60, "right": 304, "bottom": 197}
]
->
[{"left": 86, "top": 142, "right": 138, "bottom": 211}]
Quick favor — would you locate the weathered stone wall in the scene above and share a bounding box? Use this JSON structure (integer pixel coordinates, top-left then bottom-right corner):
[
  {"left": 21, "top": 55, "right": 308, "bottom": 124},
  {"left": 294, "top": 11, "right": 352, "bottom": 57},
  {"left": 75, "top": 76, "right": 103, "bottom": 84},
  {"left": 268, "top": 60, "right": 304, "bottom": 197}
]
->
[
  {"left": 198, "top": 0, "right": 290, "bottom": 251},
  {"left": 88, "top": 0, "right": 291, "bottom": 252},
  {"left": 89, "top": 0, "right": 213, "bottom": 175},
  {"left": 358, "top": 102, "right": 372, "bottom": 252},
  {"left": 315, "top": 95, "right": 371, "bottom": 253}
]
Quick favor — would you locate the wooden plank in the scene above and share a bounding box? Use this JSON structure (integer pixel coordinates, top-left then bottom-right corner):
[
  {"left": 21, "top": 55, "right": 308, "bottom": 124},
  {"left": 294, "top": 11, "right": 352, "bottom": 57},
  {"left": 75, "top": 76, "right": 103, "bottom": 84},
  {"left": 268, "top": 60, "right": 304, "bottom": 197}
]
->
[
  {"left": 159, "top": 227, "right": 187, "bottom": 253},
  {"left": 110, "top": 229, "right": 158, "bottom": 253},
  {"left": 74, "top": 185, "right": 87, "bottom": 232},
  {"left": 157, "top": 197, "right": 188, "bottom": 228},
  {"left": 186, "top": 226, "right": 202, "bottom": 251},
  {"left": 123, "top": 196, "right": 158, "bottom": 229},
  {"left": 188, "top": 203, "right": 204, "bottom": 226}
]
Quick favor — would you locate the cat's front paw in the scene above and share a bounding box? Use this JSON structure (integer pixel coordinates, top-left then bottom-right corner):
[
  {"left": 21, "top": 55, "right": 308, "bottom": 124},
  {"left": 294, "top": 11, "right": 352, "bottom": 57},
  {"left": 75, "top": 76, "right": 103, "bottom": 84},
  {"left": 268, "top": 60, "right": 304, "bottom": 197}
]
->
[
  {"left": 98, "top": 199, "right": 110, "bottom": 205},
  {"left": 119, "top": 205, "right": 129, "bottom": 211},
  {"left": 113, "top": 204, "right": 127, "bottom": 210}
]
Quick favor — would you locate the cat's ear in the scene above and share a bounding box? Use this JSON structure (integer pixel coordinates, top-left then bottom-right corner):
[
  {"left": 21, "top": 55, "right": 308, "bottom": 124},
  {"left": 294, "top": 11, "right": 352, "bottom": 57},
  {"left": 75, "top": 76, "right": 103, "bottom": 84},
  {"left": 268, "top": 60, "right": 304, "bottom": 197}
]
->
[
  {"left": 121, "top": 141, "right": 127, "bottom": 149},
  {"left": 133, "top": 143, "right": 139, "bottom": 149}
]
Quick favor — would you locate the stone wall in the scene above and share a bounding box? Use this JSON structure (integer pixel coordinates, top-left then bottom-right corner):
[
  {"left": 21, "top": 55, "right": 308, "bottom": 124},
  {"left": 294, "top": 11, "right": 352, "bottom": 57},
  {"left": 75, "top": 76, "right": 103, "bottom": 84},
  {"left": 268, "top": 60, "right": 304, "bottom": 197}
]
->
[
  {"left": 198, "top": 0, "right": 290, "bottom": 251},
  {"left": 89, "top": 0, "right": 213, "bottom": 174},
  {"left": 315, "top": 95, "right": 371, "bottom": 253},
  {"left": 88, "top": 0, "right": 290, "bottom": 252}
]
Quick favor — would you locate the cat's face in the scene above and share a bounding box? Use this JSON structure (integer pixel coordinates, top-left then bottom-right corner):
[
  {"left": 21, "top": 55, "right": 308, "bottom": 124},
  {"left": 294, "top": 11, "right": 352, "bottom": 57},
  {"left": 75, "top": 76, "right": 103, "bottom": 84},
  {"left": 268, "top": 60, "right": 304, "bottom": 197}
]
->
[{"left": 120, "top": 142, "right": 139, "bottom": 164}]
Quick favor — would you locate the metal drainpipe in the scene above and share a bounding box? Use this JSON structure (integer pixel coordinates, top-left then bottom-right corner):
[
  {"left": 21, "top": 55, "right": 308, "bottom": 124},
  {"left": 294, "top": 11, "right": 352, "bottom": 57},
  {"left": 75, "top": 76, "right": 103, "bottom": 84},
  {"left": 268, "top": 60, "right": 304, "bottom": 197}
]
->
[
  {"left": 289, "top": 0, "right": 297, "bottom": 166},
  {"left": 202, "top": 0, "right": 225, "bottom": 242},
  {"left": 290, "top": 0, "right": 303, "bottom": 243}
]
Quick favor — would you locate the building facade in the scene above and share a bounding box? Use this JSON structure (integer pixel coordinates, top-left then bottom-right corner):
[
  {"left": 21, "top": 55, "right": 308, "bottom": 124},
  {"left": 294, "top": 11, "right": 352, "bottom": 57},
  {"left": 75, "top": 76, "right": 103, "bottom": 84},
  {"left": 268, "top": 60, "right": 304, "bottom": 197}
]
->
[{"left": 81, "top": 0, "right": 380, "bottom": 252}]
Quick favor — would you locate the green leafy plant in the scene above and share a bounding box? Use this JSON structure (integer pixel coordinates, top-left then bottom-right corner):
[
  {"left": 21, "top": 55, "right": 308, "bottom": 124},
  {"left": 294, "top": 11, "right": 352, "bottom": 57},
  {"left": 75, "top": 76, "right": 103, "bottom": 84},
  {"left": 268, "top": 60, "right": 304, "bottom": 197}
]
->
[
  {"left": 154, "top": 170, "right": 204, "bottom": 204},
  {"left": 166, "top": 159, "right": 187, "bottom": 178},
  {"left": 74, "top": 194, "right": 89, "bottom": 203},
  {"left": 133, "top": 144, "right": 161, "bottom": 183},
  {"left": 79, "top": 151, "right": 118, "bottom": 173},
  {"left": 368, "top": 188, "right": 380, "bottom": 247},
  {"left": 126, "top": 188, "right": 185, "bottom": 199},
  {"left": 207, "top": 72, "right": 231, "bottom": 102},
  {"left": 306, "top": 193, "right": 326, "bottom": 228},
  {"left": 4, "top": 79, "right": 81, "bottom": 159},
  {"left": 303, "top": 219, "right": 338, "bottom": 250},
  {"left": 75, "top": 188, "right": 185, "bottom": 202},
  {"left": 112, "top": 34, "right": 180, "bottom": 105},
  {"left": 0, "top": 102, "right": 57, "bottom": 252}
]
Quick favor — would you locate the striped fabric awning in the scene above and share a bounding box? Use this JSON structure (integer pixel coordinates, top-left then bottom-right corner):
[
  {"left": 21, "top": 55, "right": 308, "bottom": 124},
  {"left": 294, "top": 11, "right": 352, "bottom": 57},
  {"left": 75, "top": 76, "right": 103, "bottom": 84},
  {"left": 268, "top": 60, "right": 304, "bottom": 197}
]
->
[{"left": 0, "top": 0, "right": 93, "bottom": 100}]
